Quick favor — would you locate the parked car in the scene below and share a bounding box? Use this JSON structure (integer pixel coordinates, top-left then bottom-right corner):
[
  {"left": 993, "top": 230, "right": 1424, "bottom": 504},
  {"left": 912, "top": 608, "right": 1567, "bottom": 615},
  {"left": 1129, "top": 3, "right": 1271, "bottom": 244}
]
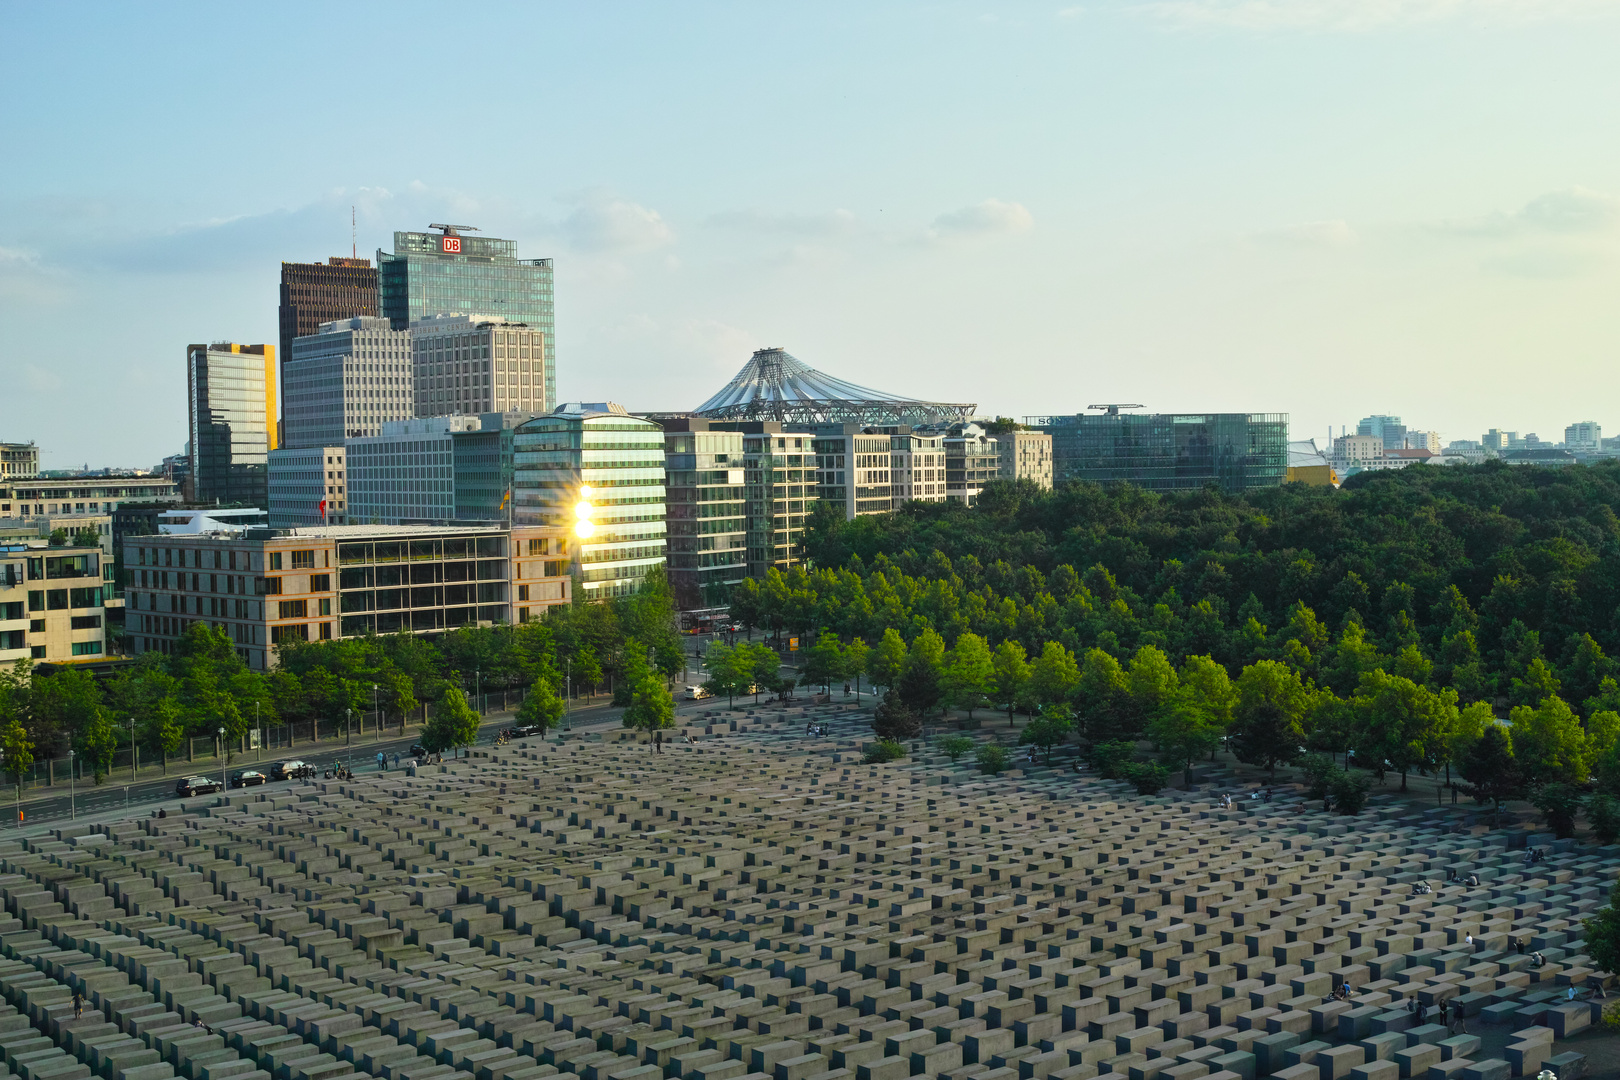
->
[
  {"left": 230, "top": 769, "right": 267, "bottom": 788},
  {"left": 510, "top": 724, "right": 545, "bottom": 739},
  {"left": 176, "top": 776, "right": 220, "bottom": 798},
  {"left": 269, "top": 760, "right": 313, "bottom": 781},
  {"left": 409, "top": 743, "right": 427, "bottom": 759}
]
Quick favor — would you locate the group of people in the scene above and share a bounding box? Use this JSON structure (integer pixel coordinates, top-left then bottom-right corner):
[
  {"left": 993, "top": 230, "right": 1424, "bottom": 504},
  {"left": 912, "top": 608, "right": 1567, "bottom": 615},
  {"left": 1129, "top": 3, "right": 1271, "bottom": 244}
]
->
[
  {"left": 376, "top": 752, "right": 403, "bottom": 770},
  {"left": 804, "top": 723, "right": 828, "bottom": 737},
  {"left": 1444, "top": 868, "right": 1482, "bottom": 887},
  {"left": 1524, "top": 847, "right": 1549, "bottom": 865},
  {"left": 1217, "top": 790, "right": 1273, "bottom": 809}
]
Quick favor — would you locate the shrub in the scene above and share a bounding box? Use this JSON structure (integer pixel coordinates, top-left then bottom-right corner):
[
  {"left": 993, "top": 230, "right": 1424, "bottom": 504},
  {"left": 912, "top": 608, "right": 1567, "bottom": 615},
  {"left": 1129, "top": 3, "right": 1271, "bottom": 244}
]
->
[
  {"left": 862, "top": 739, "right": 907, "bottom": 764},
  {"left": 1124, "top": 761, "right": 1169, "bottom": 795},
  {"left": 1087, "top": 739, "right": 1136, "bottom": 780},
  {"left": 1330, "top": 770, "right": 1369, "bottom": 815},
  {"left": 873, "top": 690, "right": 921, "bottom": 741},
  {"left": 937, "top": 734, "right": 975, "bottom": 762},
  {"left": 1299, "top": 753, "right": 1342, "bottom": 800},
  {"left": 976, "top": 744, "right": 1010, "bottom": 775}
]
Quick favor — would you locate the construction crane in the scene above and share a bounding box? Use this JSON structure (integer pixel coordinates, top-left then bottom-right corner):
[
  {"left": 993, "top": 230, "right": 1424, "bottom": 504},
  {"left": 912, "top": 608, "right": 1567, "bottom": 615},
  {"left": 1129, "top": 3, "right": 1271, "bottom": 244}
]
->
[
  {"left": 1086, "top": 404, "right": 1144, "bottom": 417},
  {"left": 428, "top": 224, "right": 480, "bottom": 237}
]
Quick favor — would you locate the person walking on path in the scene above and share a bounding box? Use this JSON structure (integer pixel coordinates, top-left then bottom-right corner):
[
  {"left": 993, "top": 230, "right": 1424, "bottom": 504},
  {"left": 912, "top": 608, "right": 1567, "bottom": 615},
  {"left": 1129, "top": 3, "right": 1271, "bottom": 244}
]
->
[
  {"left": 377, "top": 751, "right": 386, "bottom": 771},
  {"left": 72, "top": 989, "right": 83, "bottom": 1019},
  {"left": 1448, "top": 999, "right": 1467, "bottom": 1035}
]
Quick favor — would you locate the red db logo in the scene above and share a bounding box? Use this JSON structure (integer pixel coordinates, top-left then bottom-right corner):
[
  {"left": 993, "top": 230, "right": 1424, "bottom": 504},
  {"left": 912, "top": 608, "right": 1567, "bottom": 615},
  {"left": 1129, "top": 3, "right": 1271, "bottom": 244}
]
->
[{"left": 442, "top": 237, "right": 461, "bottom": 254}]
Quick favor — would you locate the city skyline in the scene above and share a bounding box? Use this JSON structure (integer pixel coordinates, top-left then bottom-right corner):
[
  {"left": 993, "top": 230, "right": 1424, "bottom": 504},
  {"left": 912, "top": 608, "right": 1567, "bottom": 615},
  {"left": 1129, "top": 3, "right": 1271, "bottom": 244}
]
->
[{"left": 5, "top": 3, "right": 1620, "bottom": 468}]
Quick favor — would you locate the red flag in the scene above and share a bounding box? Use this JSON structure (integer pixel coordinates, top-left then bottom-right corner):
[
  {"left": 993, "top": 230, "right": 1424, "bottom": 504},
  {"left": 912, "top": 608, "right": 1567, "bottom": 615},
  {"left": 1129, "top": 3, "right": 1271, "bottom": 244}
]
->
[{"left": 319, "top": 499, "right": 327, "bottom": 522}]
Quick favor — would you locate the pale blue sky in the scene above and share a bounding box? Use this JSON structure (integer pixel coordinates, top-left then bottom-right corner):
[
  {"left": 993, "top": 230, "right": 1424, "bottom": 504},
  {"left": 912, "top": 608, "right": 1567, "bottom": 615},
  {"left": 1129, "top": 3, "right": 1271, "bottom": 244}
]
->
[{"left": 4, "top": 1, "right": 1620, "bottom": 467}]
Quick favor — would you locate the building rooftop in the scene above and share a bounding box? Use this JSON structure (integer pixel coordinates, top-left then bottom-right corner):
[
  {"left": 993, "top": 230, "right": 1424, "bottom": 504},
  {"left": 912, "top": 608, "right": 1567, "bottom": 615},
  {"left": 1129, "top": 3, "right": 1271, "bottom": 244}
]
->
[
  {"left": 147, "top": 522, "right": 514, "bottom": 543},
  {"left": 694, "top": 348, "right": 974, "bottom": 426}
]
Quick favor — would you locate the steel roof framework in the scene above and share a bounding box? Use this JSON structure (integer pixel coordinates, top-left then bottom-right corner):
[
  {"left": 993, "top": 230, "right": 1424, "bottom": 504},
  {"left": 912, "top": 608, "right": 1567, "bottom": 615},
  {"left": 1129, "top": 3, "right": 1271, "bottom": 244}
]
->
[{"left": 693, "top": 348, "right": 974, "bottom": 426}]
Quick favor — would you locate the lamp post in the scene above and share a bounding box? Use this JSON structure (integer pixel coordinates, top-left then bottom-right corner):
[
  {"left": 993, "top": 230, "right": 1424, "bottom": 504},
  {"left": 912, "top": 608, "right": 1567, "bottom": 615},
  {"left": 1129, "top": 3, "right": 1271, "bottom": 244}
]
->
[
  {"left": 475, "top": 669, "right": 481, "bottom": 718},
  {"left": 372, "top": 684, "right": 378, "bottom": 741},
  {"left": 218, "top": 727, "right": 226, "bottom": 794},
  {"left": 68, "top": 750, "right": 75, "bottom": 820},
  {"left": 130, "top": 715, "right": 137, "bottom": 782},
  {"left": 565, "top": 658, "right": 572, "bottom": 732},
  {"left": 255, "top": 701, "right": 261, "bottom": 761},
  {"left": 345, "top": 708, "right": 352, "bottom": 746}
]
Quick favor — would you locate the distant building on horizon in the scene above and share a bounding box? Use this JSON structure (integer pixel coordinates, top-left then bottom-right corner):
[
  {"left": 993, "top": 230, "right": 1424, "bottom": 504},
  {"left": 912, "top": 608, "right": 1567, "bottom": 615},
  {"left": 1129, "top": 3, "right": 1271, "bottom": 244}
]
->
[
  {"left": 0, "top": 441, "right": 38, "bottom": 479},
  {"left": 379, "top": 226, "right": 556, "bottom": 411},
  {"left": 1358, "top": 414, "right": 1407, "bottom": 450},
  {"left": 1566, "top": 421, "right": 1603, "bottom": 450},
  {"left": 1027, "top": 407, "right": 1288, "bottom": 494},
  {"left": 996, "top": 429, "right": 1053, "bottom": 489},
  {"left": 187, "top": 342, "right": 276, "bottom": 507},
  {"left": 267, "top": 445, "right": 346, "bottom": 527},
  {"left": 278, "top": 257, "right": 378, "bottom": 427},
  {"left": 410, "top": 313, "right": 548, "bottom": 419}
]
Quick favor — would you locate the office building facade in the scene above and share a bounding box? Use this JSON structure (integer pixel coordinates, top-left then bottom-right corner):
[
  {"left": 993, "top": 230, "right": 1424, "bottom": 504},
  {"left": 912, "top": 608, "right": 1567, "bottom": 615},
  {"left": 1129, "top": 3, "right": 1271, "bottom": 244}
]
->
[
  {"left": 1567, "top": 421, "right": 1603, "bottom": 450},
  {"left": 267, "top": 446, "right": 346, "bottom": 527},
  {"left": 1, "top": 442, "right": 38, "bottom": 479},
  {"left": 1357, "top": 415, "right": 1407, "bottom": 451},
  {"left": 123, "top": 523, "right": 570, "bottom": 670},
  {"left": 659, "top": 418, "right": 746, "bottom": 610},
  {"left": 812, "top": 428, "right": 897, "bottom": 519},
  {"left": 282, "top": 316, "right": 413, "bottom": 447},
  {"left": 1, "top": 541, "right": 110, "bottom": 665},
  {"left": 1030, "top": 410, "right": 1289, "bottom": 494},
  {"left": 411, "top": 314, "right": 547, "bottom": 418},
  {"left": 379, "top": 227, "right": 556, "bottom": 409},
  {"left": 346, "top": 417, "right": 480, "bottom": 525},
  {"left": 452, "top": 412, "right": 540, "bottom": 523},
  {"left": 996, "top": 429, "right": 1053, "bottom": 489},
  {"left": 0, "top": 475, "right": 180, "bottom": 518},
  {"left": 740, "top": 426, "right": 813, "bottom": 579},
  {"left": 187, "top": 342, "right": 276, "bottom": 507},
  {"left": 278, "top": 257, "right": 378, "bottom": 410},
  {"left": 513, "top": 403, "right": 666, "bottom": 601}
]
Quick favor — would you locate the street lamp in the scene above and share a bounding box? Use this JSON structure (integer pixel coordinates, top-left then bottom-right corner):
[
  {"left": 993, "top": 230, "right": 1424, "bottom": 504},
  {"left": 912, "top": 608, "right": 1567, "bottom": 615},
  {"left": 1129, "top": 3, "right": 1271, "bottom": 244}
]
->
[
  {"left": 372, "top": 684, "right": 378, "bottom": 741},
  {"left": 345, "top": 708, "right": 352, "bottom": 746},
  {"left": 218, "top": 727, "right": 226, "bottom": 794},
  {"left": 565, "top": 658, "right": 572, "bottom": 732},
  {"left": 68, "top": 750, "right": 75, "bottom": 821},
  {"left": 130, "top": 715, "right": 137, "bottom": 782}
]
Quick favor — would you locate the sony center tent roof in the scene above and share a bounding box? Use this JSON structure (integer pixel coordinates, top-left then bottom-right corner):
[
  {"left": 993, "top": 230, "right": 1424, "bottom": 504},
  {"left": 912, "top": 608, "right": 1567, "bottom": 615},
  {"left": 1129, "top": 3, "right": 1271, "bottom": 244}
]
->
[{"left": 692, "top": 348, "right": 975, "bottom": 426}]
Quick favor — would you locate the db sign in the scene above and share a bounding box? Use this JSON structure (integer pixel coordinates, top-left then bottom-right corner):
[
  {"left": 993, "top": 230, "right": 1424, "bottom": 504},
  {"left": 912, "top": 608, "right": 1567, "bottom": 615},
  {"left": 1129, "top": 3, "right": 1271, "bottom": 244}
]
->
[{"left": 441, "top": 236, "right": 461, "bottom": 254}]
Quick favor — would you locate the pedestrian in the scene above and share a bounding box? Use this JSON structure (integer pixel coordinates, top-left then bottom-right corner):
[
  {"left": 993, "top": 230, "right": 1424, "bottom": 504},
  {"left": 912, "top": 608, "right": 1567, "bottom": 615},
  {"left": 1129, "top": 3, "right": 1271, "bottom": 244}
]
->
[
  {"left": 1465, "top": 933, "right": 1473, "bottom": 946},
  {"left": 1449, "top": 1000, "right": 1467, "bottom": 1035},
  {"left": 1415, "top": 1000, "right": 1427, "bottom": 1026},
  {"left": 72, "top": 989, "right": 83, "bottom": 1019}
]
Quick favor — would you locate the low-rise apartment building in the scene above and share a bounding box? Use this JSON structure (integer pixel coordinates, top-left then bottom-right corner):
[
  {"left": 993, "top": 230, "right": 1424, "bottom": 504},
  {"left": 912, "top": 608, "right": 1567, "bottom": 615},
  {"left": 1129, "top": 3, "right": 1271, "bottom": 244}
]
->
[
  {"left": 1, "top": 541, "right": 110, "bottom": 666},
  {"left": 123, "top": 523, "right": 570, "bottom": 670}
]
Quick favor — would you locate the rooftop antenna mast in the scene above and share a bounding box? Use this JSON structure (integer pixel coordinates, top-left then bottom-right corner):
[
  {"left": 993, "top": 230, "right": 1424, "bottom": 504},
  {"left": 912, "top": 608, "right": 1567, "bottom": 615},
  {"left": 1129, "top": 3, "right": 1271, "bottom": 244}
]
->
[{"left": 351, "top": 206, "right": 356, "bottom": 259}]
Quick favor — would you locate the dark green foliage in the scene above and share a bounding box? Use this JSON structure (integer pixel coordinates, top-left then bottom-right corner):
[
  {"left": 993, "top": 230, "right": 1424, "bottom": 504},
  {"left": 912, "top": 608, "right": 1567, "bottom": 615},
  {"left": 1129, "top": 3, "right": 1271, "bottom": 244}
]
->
[
  {"left": 872, "top": 690, "right": 921, "bottom": 741},
  {"left": 1329, "top": 769, "right": 1370, "bottom": 814},
  {"left": 1531, "top": 782, "right": 1584, "bottom": 839},
  {"left": 1587, "top": 792, "right": 1620, "bottom": 845},
  {"left": 862, "top": 739, "right": 907, "bottom": 764},
  {"left": 1459, "top": 724, "right": 1522, "bottom": 816},
  {"left": 1124, "top": 761, "right": 1169, "bottom": 795},
  {"left": 937, "top": 734, "right": 975, "bottom": 762},
  {"left": 1583, "top": 879, "right": 1620, "bottom": 976},
  {"left": 1087, "top": 739, "right": 1136, "bottom": 780},
  {"left": 1299, "top": 753, "right": 1341, "bottom": 800},
  {"left": 1018, "top": 707, "right": 1073, "bottom": 764},
  {"left": 975, "top": 743, "right": 1010, "bottom": 775}
]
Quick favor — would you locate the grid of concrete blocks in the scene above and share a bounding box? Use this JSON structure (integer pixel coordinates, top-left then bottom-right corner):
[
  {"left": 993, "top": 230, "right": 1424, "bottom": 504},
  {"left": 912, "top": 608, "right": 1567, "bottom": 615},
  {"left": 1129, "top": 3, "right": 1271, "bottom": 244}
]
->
[{"left": 0, "top": 703, "right": 1608, "bottom": 1080}]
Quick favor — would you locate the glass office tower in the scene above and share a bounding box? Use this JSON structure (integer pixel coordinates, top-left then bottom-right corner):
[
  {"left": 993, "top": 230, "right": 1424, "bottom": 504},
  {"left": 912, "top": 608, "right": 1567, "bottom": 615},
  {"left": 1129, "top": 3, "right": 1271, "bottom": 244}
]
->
[
  {"left": 378, "top": 228, "right": 556, "bottom": 410},
  {"left": 187, "top": 343, "right": 276, "bottom": 507},
  {"left": 512, "top": 403, "right": 666, "bottom": 601},
  {"left": 1029, "top": 411, "right": 1289, "bottom": 493}
]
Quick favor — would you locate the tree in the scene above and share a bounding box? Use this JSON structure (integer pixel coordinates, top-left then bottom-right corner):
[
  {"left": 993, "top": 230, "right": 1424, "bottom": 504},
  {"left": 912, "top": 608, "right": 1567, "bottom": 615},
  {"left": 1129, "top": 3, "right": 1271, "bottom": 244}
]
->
[
  {"left": 844, "top": 638, "right": 871, "bottom": 699},
  {"left": 1229, "top": 660, "right": 1313, "bottom": 779},
  {"left": 623, "top": 674, "right": 676, "bottom": 751},
  {"left": 1019, "top": 705, "right": 1073, "bottom": 765},
  {"left": 1030, "top": 641, "right": 1081, "bottom": 709},
  {"left": 990, "top": 641, "right": 1031, "bottom": 722},
  {"left": 746, "top": 643, "right": 782, "bottom": 702},
  {"left": 1510, "top": 695, "right": 1588, "bottom": 786},
  {"left": 1354, "top": 670, "right": 1457, "bottom": 791},
  {"left": 702, "top": 642, "right": 743, "bottom": 707},
  {"left": 1531, "top": 782, "right": 1583, "bottom": 839},
  {"left": 421, "top": 688, "right": 480, "bottom": 756},
  {"left": 1459, "top": 724, "right": 1521, "bottom": 819},
  {"left": 380, "top": 668, "right": 419, "bottom": 735},
  {"left": 803, "top": 633, "right": 846, "bottom": 694},
  {"left": 937, "top": 734, "right": 975, "bottom": 762},
  {"left": 515, "top": 679, "right": 565, "bottom": 736},
  {"left": 1329, "top": 769, "right": 1370, "bottom": 814},
  {"left": 572, "top": 645, "right": 603, "bottom": 698},
  {"left": 77, "top": 709, "right": 118, "bottom": 784},
  {"left": 868, "top": 629, "right": 908, "bottom": 694},
  {"left": 1587, "top": 792, "right": 1620, "bottom": 845},
  {"left": 1077, "top": 648, "right": 1130, "bottom": 743},
  {"left": 140, "top": 696, "right": 186, "bottom": 774},
  {"left": 1126, "top": 645, "right": 1180, "bottom": 722},
  {"left": 1124, "top": 761, "right": 1169, "bottom": 796},
  {"left": 945, "top": 633, "right": 994, "bottom": 719},
  {"left": 0, "top": 715, "right": 33, "bottom": 792},
  {"left": 897, "top": 629, "right": 946, "bottom": 717},
  {"left": 873, "top": 690, "right": 921, "bottom": 741},
  {"left": 1585, "top": 879, "right": 1620, "bottom": 976},
  {"left": 1149, "top": 691, "right": 1224, "bottom": 784}
]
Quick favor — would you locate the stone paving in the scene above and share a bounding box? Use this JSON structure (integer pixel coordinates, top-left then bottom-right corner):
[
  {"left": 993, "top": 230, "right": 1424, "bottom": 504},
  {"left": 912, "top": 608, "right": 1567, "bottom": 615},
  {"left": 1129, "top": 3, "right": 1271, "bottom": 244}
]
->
[{"left": 0, "top": 703, "right": 1611, "bottom": 1080}]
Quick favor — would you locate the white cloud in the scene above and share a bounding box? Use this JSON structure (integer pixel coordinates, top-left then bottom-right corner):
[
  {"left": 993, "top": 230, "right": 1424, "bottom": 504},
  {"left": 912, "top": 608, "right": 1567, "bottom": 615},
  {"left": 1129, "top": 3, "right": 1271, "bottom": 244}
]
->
[
  {"left": 561, "top": 194, "right": 675, "bottom": 253},
  {"left": 928, "top": 198, "right": 1035, "bottom": 240},
  {"left": 1437, "top": 186, "right": 1620, "bottom": 238},
  {"left": 1256, "top": 219, "right": 1358, "bottom": 247},
  {"left": 1135, "top": 0, "right": 1613, "bottom": 32}
]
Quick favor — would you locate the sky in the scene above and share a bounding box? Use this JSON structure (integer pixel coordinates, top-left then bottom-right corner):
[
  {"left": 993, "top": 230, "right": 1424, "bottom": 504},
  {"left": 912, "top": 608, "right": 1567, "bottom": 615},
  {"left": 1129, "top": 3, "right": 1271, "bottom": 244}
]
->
[{"left": 4, "top": 0, "right": 1620, "bottom": 469}]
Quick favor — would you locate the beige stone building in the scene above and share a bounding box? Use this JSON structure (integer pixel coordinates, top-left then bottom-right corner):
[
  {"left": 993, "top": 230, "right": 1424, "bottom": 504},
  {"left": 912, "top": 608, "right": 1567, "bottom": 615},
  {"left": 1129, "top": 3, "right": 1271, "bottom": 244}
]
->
[
  {"left": 996, "top": 429, "right": 1053, "bottom": 489},
  {"left": 0, "top": 540, "right": 110, "bottom": 666}
]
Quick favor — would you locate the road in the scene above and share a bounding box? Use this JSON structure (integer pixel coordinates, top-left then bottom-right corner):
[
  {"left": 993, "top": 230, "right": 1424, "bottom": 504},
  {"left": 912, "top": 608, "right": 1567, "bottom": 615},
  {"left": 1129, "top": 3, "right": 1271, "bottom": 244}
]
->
[{"left": 7, "top": 689, "right": 754, "bottom": 829}]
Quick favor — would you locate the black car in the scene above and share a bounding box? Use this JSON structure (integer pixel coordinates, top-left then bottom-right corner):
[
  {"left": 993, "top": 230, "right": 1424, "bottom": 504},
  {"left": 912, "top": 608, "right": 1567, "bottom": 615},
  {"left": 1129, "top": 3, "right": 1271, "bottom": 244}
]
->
[
  {"left": 176, "top": 776, "right": 220, "bottom": 798},
  {"left": 510, "top": 724, "right": 544, "bottom": 740},
  {"left": 230, "top": 769, "right": 267, "bottom": 788},
  {"left": 269, "top": 760, "right": 313, "bottom": 781},
  {"left": 409, "top": 743, "right": 427, "bottom": 758}
]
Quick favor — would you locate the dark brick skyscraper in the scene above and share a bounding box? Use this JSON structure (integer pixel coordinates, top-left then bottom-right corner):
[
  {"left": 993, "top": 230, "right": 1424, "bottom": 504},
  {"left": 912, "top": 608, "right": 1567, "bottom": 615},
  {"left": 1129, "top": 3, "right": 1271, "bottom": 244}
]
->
[{"left": 278, "top": 257, "right": 378, "bottom": 434}]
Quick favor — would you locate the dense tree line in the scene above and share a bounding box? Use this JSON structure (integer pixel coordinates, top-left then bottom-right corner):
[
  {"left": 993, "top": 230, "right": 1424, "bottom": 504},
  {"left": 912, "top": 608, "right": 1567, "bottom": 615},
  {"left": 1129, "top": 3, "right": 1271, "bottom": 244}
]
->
[
  {"left": 734, "top": 462, "right": 1620, "bottom": 823},
  {"left": 0, "top": 568, "right": 683, "bottom": 782}
]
